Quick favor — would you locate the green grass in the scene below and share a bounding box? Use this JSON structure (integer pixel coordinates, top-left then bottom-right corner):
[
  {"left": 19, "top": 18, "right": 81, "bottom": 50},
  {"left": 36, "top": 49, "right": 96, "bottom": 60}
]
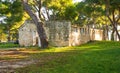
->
[
  {"left": 15, "top": 41, "right": 120, "bottom": 73},
  {"left": 0, "top": 42, "right": 19, "bottom": 49}
]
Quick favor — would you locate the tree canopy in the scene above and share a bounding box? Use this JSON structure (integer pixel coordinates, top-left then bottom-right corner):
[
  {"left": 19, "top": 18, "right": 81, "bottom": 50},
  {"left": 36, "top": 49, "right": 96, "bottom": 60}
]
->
[
  {"left": 0, "top": 0, "right": 120, "bottom": 43},
  {"left": 0, "top": 0, "right": 27, "bottom": 41}
]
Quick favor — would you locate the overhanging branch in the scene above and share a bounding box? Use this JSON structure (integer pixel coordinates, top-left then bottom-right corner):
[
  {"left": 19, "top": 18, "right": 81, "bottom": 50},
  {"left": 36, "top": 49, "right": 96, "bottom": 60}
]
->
[{"left": 116, "top": 7, "right": 120, "bottom": 23}]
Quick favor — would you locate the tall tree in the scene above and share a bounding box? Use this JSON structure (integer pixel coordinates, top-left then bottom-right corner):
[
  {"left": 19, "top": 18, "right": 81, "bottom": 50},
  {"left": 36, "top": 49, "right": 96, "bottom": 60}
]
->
[
  {"left": 22, "top": 0, "right": 78, "bottom": 48},
  {"left": 0, "top": 0, "right": 24, "bottom": 41},
  {"left": 105, "top": 0, "right": 120, "bottom": 41},
  {"left": 84, "top": 0, "right": 120, "bottom": 41},
  {"left": 76, "top": 1, "right": 104, "bottom": 26},
  {"left": 22, "top": 0, "right": 48, "bottom": 48}
]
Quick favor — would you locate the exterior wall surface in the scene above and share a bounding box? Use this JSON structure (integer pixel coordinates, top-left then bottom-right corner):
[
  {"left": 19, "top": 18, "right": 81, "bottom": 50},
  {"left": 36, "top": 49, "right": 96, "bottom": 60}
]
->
[
  {"left": 19, "top": 20, "right": 97, "bottom": 47},
  {"left": 70, "top": 27, "right": 90, "bottom": 46},
  {"left": 45, "top": 21, "right": 71, "bottom": 46},
  {"left": 19, "top": 20, "right": 40, "bottom": 46},
  {"left": 90, "top": 29, "right": 103, "bottom": 41},
  {"left": 19, "top": 20, "right": 71, "bottom": 47}
]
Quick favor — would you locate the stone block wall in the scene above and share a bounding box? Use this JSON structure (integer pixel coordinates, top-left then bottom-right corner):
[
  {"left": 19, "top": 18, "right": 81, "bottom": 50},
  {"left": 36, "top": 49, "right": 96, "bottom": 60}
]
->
[
  {"left": 19, "top": 20, "right": 39, "bottom": 46},
  {"left": 19, "top": 20, "right": 93, "bottom": 47},
  {"left": 45, "top": 21, "right": 71, "bottom": 46},
  {"left": 70, "top": 26, "right": 90, "bottom": 46},
  {"left": 90, "top": 29, "right": 103, "bottom": 41}
]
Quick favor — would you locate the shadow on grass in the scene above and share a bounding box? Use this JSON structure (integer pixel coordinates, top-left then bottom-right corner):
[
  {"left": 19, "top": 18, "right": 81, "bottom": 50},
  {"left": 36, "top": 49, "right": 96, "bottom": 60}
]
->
[{"left": 15, "top": 41, "right": 120, "bottom": 73}]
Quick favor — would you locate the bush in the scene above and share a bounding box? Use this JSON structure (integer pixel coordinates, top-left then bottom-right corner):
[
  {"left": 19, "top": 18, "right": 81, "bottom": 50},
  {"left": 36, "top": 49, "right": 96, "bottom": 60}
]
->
[{"left": 0, "top": 42, "right": 20, "bottom": 49}]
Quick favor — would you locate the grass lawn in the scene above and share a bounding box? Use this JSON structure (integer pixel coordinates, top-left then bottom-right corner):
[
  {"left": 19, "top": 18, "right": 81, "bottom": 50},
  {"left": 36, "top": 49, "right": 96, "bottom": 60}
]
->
[
  {"left": 0, "top": 42, "right": 19, "bottom": 49},
  {"left": 8, "top": 41, "right": 120, "bottom": 73}
]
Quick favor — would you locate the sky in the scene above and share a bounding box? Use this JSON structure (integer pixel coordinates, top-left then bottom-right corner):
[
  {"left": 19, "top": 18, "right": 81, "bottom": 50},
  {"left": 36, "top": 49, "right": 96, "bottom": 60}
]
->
[{"left": 73, "top": 0, "right": 83, "bottom": 3}]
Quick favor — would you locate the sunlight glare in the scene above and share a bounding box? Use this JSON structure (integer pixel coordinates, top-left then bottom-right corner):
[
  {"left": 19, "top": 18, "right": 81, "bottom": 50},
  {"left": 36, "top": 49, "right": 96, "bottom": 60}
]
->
[{"left": 73, "top": 0, "right": 83, "bottom": 3}]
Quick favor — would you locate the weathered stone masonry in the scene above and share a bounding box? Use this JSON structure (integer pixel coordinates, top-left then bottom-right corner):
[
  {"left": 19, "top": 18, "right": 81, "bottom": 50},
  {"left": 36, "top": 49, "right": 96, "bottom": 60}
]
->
[
  {"left": 45, "top": 21, "right": 71, "bottom": 46},
  {"left": 19, "top": 20, "right": 102, "bottom": 47}
]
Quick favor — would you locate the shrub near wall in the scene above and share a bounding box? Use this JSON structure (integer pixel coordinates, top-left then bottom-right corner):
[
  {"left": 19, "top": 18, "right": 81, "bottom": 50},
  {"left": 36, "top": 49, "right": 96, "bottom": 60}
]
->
[{"left": 0, "top": 42, "right": 19, "bottom": 49}]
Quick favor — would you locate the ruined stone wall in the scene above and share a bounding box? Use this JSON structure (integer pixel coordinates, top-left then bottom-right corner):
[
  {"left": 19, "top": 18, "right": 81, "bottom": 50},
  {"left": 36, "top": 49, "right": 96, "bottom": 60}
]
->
[
  {"left": 90, "top": 29, "right": 103, "bottom": 41},
  {"left": 45, "top": 21, "right": 71, "bottom": 46},
  {"left": 70, "top": 26, "right": 90, "bottom": 46},
  {"left": 45, "top": 22, "right": 91, "bottom": 46},
  {"left": 19, "top": 20, "right": 92, "bottom": 47},
  {"left": 19, "top": 20, "right": 39, "bottom": 46}
]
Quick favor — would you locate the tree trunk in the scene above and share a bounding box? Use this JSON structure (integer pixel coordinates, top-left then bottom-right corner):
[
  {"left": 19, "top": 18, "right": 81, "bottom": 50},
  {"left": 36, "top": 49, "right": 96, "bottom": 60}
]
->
[
  {"left": 114, "top": 25, "right": 120, "bottom": 41},
  {"left": 106, "top": 6, "right": 120, "bottom": 41},
  {"left": 111, "top": 28, "right": 115, "bottom": 41},
  {"left": 111, "top": 23, "right": 120, "bottom": 41},
  {"left": 105, "top": 25, "right": 109, "bottom": 40},
  {"left": 103, "top": 28, "right": 108, "bottom": 40},
  {"left": 7, "top": 27, "right": 11, "bottom": 42},
  {"left": 103, "top": 29, "right": 105, "bottom": 40},
  {"left": 22, "top": 0, "right": 48, "bottom": 48}
]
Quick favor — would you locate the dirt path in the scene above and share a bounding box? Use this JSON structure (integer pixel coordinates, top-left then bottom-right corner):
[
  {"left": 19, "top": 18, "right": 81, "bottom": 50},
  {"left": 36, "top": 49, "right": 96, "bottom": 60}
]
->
[
  {"left": 0, "top": 50, "right": 38, "bottom": 73},
  {"left": 0, "top": 60, "right": 36, "bottom": 73},
  {"left": 0, "top": 49, "right": 67, "bottom": 73}
]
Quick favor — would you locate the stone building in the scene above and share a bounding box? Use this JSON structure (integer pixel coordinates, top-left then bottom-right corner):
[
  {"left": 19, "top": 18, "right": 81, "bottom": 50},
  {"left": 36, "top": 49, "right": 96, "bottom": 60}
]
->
[
  {"left": 45, "top": 21, "right": 71, "bottom": 46},
  {"left": 19, "top": 20, "right": 41, "bottom": 47},
  {"left": 19, "top": 20, "right": 103, "bottom": 47}
]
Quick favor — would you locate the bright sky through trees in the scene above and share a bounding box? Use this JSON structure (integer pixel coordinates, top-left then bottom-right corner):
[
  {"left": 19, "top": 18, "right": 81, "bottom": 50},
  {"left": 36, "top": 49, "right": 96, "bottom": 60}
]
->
[{"left": 73, "top": 0, "right": 83, "bottom": 3}]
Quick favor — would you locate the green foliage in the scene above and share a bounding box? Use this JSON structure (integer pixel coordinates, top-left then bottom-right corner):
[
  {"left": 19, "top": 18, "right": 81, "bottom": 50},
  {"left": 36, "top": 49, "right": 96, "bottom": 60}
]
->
[
  {"left": 43, "top": 0, "right": 78, "bottom": 21},
  {"left": 75, "top": 0, "right": 113, "bottom": 26},
  {"left": 14, "top": 41, "right": 120, "bottom": 73},
  {"left": 0, "top": 24, "right": 7, "bottom": 41},
  {"left": 64, "top": 5, "right": 78, "bottom": 22},
  {"left": 84, "top": 0, "right": 120, "bottom": 40},
  {"left": 4, "top": 0, "right": 24, "bottom": 23},
  {"left": 0, "top": 42, "right": 19, "bottom": 48},
  {"left": 0, "top": 0, "right": 25, "bottom": 41},
  {"left": 84, "top": 0, "right": 120, "bottom": 20}
]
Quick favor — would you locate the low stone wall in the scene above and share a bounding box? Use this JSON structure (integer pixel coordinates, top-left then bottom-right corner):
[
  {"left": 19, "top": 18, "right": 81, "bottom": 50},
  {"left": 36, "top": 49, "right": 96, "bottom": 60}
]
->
[
  {"left": 90, "top": 29, "right": 103, "bottom": 41},
  {"left": 70, "top": 26, "right": 90, "bottom": 46}
]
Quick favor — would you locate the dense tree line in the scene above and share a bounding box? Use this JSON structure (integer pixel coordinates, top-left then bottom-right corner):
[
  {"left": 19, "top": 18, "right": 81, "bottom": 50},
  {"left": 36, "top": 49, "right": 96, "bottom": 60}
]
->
[{"left": 0, "top": 0, "right": 120, "bottom": 48}]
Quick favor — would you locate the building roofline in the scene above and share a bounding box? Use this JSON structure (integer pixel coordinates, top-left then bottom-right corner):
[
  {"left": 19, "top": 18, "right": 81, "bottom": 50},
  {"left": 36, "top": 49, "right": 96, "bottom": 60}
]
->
[{"left": 19, "top": 20, "right": 34, "bottom": 30}]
